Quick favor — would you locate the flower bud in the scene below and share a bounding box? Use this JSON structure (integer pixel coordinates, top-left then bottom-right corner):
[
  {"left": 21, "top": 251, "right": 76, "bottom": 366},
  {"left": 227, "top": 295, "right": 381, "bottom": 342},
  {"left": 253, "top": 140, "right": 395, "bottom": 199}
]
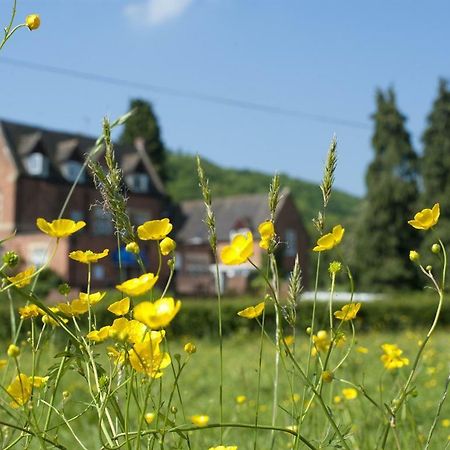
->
[
  {"left": 58, "top": 283, "right": 71, "bottom": 296},
  {"left": 328, "top": 261, "right": 342, "bottom": 275},
  {"left": 431, "top": 243, "right": 441, "bottom": 254},
  {"left": 170, "top": 405, "right": 178, "bottom": 414},
  {"left": 125, "top": 242, "right": 140, "bottom": 254},
  {"left": 306, "top": 327, "right": 312, "bottom": 335},
  {"left": 321, "top": 370, "right": 334, "bottom": 383},
  {"left": 144, "top": 412, "right": 155, "bottom": 424},
  {"left": 7, "top": 344, "right": 20, "bottom": 358},
  {"left": 2, "top": 251, "right": 19, "bottom": 268},
  {"left": 184, "top": 342, "right": 196, "bottom": 354},
  {"left": 409, "top": 250, "right": 420, "bottom": 262},
  {"left": 160, "top": 237, "right": 176, "bottom": 256},
  {"left": 26, "top": 14, "right": 40, "bottom": 31},
  {"left": 426, "top": 265, "right": 432, "bottom": 272}
]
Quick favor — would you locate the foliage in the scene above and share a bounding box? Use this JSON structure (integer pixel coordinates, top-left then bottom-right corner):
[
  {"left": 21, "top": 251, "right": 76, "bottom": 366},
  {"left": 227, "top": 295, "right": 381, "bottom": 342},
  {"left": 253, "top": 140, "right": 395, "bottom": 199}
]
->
[
  {"left": 353, "top": 88, "right": 421, "bottom": 291},
  {"left": 119, "top": 98, "right": 168, "bottom": 182}
]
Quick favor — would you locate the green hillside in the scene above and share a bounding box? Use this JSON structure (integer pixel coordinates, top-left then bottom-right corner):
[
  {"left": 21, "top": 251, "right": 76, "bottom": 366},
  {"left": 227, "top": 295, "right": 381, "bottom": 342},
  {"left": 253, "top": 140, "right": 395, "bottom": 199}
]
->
[{"left": 165, "top": 151, "right": 360, "bottom": 233}]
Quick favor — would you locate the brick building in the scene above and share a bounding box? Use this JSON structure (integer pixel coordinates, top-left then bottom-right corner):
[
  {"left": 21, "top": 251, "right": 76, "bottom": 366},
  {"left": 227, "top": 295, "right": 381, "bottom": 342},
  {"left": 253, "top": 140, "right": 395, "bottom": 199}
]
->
[
  {"left": 0, "top": 120, "right": 170, "bottom": 290},
  {"left": 175, "top": 191, "right": 310, "bottom": 295}
]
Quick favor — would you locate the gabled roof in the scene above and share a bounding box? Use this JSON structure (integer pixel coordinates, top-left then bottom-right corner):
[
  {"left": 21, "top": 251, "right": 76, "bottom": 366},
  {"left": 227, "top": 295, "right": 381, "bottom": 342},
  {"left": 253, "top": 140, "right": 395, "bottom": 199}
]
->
[
  {"left": 0, "top": 119, "right": 165, "bottom": 196},
  {"left": 178, "top": 189, "right": 290, "bottom": 243}
]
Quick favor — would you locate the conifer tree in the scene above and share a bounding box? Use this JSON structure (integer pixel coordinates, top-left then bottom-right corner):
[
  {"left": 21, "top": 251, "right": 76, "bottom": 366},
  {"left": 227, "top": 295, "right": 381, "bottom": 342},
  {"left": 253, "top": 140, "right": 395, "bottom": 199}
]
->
[
  {"left": 421, "top": 79, "right": 450, "bottom": 251},
  {"left": 353, "top": 88, "right": 420, "bottom": 291},
  {"left": 119, "top": 99, "right": 167, "bottom": 182}
]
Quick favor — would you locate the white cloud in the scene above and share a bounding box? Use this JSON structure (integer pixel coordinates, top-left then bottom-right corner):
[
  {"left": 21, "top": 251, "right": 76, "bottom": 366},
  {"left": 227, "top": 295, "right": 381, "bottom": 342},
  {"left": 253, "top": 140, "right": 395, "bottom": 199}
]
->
[{"left": 125, "top": 0, "right": 195, "bottom": 26}]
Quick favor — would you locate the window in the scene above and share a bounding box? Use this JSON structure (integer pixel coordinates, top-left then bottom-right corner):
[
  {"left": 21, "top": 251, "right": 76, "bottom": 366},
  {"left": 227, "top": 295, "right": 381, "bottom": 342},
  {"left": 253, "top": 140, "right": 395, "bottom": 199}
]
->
[
  {"left": 184, "top": 253, "right": 210, "bottom": 274},
  {"left": 285, "top": 229, "right": 298, "bottom": 257},
  {"left": 61, "top": 161, "right": 85, "bottom": 183},
  {"left": 25, "top": 153, "right": 49, "bottom": 177},
  {"left": 28, "top": 243, "right": 48, "bottom": 266},
  {"left": 130, "top": 209, "right": 152, "bottom": 226},
  {"left": 92, "top": 209, "right": 113, "bottom": 235},
  {"left": 125, "top": 174, "right": 149, "bottom": 193}
]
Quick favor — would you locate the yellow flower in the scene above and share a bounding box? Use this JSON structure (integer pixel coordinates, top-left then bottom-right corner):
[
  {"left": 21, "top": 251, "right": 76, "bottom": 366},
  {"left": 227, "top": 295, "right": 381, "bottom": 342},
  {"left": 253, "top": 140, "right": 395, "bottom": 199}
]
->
[
  {"left": 18, "top": 304, "right": 42, "bottom": 320},
  {"left": 108, "top": 318, "right": 147, "bottom": 344},
  {"left": 220, "top": 232, "right": 253, "bottom": 265},
  {"left": 334, "top": 303, "right": 361, "bottom": 321},
  {"left": 409, "top": 250, "right": 420, "bottom": 262},
  {"left": 313, "top": 225, "right": 345, "bottom": 252},
  {"left": 57, "top": 292, "right": 105, "bottom": 317},
  {"left": 236, "top": 395, "right": 247, "bottom": 405},
  {"left": 7, "top": 374, "right": 47, "bottom": 408},
  {"left": 184, "top": 342, "right": 197, "bottom": 354},
  {"left": 322, "top": 370, "right": 334, "bottom": 383},
  {"left": 283, "top": 335, "right": 295, "bottom": 346},
  {"left": 258, "top": 221, "right": 274, "bottom": 250},
  {"left": 191, "top": 414, "right": 209, "bottom": 427},
  {"left": 125, "top": 242, "right": 140, "bottom": 254},
  {"left": 107, "top": 297, "right": 130, "bottom": 316},
  {"left": 380, "top": 343, "right": 410, "bottom": 370},
  {"left": 137, "top": 218, "right": 172, "bottom": 241},
  {"left": 237, "top": 302, "right": 265, "bottom": 319},
  {"left": 333, "top": 395, "right": 342, "bottom": 404},
  {"left": 41, "top": 307, "right": 67, "bottom": 327},
  {"left": 36, "top": 218, "right": 86, "bottom": 238},
  {"left": 145, "top": 412, "right": 156, "bottom": 424},
  {"left": 408, "top": 203, "right": 440, "bottom": 230},
  {"left": 86, "top": 326, "right": 111, "bottom": 343},
  {"left": 7, "top": 266, "right": 36, "bottom": 288},
  {"left": 116, "top": 273, "right": 158, "bottom": 297},
  {"left": 7, "top": 344, "right": 20, "bottom": 358},
  {"left": 134, "top": 297, "right": 181, "bottom": 329},
  {"left": 342, "top": 388, "right": 358, "bottom": 400},
  {"left": 356, "top": 346, "right": 369, "bottom": 354},
  {"left": 209, "top": 447, "right": 238, "bottom": 450},
  {"left": 129, "top": 330, "right": 171, "bottom": 378},
  {"left": 160, "top": 237, "right": 176, "bottom": 256},
  {"left": 69, "top": 249, "right": 109, "bottom": 264},
  {"left": 79, "top": 291, "right": 106, "bottom": 304},
  {"left": 26, "top": 14, "right": 40, "bottom": 30},
  {"left": 442, "top": 419, "right": 450, "bottom": 428},
  {"left": 311, "top": 330, "right": 330, "bottom": 356}
]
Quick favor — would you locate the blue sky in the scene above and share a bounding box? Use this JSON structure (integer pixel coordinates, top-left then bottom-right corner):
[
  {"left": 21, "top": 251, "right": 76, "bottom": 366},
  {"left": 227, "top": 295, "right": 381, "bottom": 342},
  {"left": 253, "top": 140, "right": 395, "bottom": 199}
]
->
[{"left": 1, "top": 0, "right": 449, "bottom": 196}]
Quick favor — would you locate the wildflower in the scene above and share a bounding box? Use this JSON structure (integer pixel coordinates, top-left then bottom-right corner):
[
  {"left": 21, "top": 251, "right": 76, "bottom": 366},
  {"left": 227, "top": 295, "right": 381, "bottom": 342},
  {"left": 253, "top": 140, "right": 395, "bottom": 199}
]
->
[
  {"left": 313, "top": 225, "right": 345, "bottom": 252},
  {"left": 334, "top": 303, "right": 361, "bottom": 321},
  {"left": 107, "top": 346, "right": 126, "bottom": 366},
  {"left": 356, "top": 346, "right": 369, "bottom": 354},
  {"left": 7, "top": 344, "right": 20, "bottom": 358},
  {"left": 41, "top": 307, "right": 67, "bottom": 327},
  {"left": 408, "top": 203, "right": 440, "bottom": 230},
  {"left": 145, "top": 412, "right": 156, "bottom": 424},
  {"left": 237, "top": 302, "right": 265, "bottom": 319},
  {"left": 26, "top": 14, "right": 40, "bottom": 30},
  {"left": 79, "top": 291, "right": 106, "bottom": 304},
  {"left": 432, "top": 243, "right": 441, "bottom": 254},
  {"left": 108, "top": 318, "right": 147, "bottom": 344},
  {"left": 36, "top": 218, "right": 86, "bottom": 238},
  {"left": 235, "top": 395, "right": 247, "bottom": 404},
  {"left": 209, "top": 447, "right": 238, "bottom": 450},
  {"left": 134, "top": 297, "right": 181, "bottom": 329},
  {"left": 220, "top": 231, "right": 253, "bottom": 265},
  {"left": 329, "top": 261, "right": 342, "bottom": 274},
  {"left": 125, "top": 242, "right": 140, "bottom": 254},
  {"left": 7, "top": 374, "right": 47, "bottom": 408},
  {"left": 442, "top": 419, "right": 450, "bottom": 428},
  {"left": 334, "top": 395, "right": 342, "bottom": 404},
  {"left": 69, "top": 249, "right": 109, "bottom": 264},
  {"left": 137, "top": 218, "right": 172, "bottom": 241},
  {"left": 258, "top": 221, "right": 274, "bottom": 250},
  {"left": 160, "top": 237, "right": 176, "bottom": 256},
  {"left": 342, "top": 388, "right": 358, "bottom": 400},
  {"left": 7, "top": 266, "right": 36, "bottom": 288},
  {"left": 409, "top": 250, "right": 420, "bottom": 262},
  {"left": 283, "top": 335, "right": 295, "bottom": 346},
  {"left": 86, "top": 326, "right": 110, "bottom": 343},
  {"left": 129, "top": 331, "right": 171, "bottom": 378},
  {"left": 184, "top": 342, "right": 196, "bottom": 354},
  {"left": 380, "top": 343, "right": 409, "bottom": 370},
  {"left": 116, "top": 273, "right": 158, "bottom": 296},
  {"left": 107, "top": 297, "right": 130, "bottom": 316},
  {"left": 312, "top": 330, "right": 330, "bottom": 355},
  {"left": 191, "top": 415, "right": 209, "bottom": 427}
]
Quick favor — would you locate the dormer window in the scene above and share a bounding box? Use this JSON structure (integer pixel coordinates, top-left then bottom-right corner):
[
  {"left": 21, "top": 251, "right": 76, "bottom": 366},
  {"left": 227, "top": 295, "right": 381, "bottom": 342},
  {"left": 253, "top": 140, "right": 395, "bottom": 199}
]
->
[
  {"left": 61, "top": 161, "right": 85, "bottom": 183},
  {"left": 25, "top": 152, "right": 49, "bottom": 177},
  {"left": 125, "top": 173, "right": 149, "bottom": 193}
]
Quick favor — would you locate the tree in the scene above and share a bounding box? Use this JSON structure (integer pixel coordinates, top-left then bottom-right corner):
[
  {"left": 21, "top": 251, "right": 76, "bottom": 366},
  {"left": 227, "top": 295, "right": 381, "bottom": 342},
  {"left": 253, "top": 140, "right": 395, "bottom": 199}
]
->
[
  {"left": 353, "top": 88, "right": 420, "bottom": 291},
  {"left": 421, "top": 79, "right": 450, "bottom": 250},
  {"left": 119, "top": 99, "right": 167, "bottom": 182}
]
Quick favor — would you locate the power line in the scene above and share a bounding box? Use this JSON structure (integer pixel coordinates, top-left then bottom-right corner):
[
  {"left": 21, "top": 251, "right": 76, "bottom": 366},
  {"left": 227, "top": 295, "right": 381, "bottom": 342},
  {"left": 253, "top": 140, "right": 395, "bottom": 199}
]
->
[{"left": 0, "top": 56, "right": 371, "bottom": 130}]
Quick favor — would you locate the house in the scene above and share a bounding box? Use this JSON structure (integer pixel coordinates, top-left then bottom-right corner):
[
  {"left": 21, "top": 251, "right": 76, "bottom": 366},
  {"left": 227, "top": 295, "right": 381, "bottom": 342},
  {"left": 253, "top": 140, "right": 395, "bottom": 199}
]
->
[
  {"left": 0, "top": 119, "right": 169, "bottom": 289},
  {"left": 175, "top": 191, "right": 310, "bottom": 295}
]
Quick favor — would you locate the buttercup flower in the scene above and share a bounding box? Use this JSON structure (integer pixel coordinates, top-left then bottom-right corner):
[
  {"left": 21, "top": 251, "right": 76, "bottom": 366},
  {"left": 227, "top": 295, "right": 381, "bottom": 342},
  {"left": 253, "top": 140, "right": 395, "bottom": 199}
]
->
[
  {"left": 7, "top": 344, "right": 20, "bottom": 358},
  {"left": 86, "top": 326, "right": 110, "bottom": 343},
  {"left": 357, "top": 346, "right": 369, "bottom": 354},
  {"left": 36, "top": 218, "right": 86, "bottom": 238},
  {"left": 380, "top": 343, "right": 409, "bottom": 370},
  {"left": 41, "top": 306, "right": 68, "bottom": 327},
  {"left": 342, "top": 388, "right": 358, "bottom": 400},
  {"left": 69, "top": 249, "right": 109, "bottom": 264},
  {"left": 134, "top": 297, "right": 181, "bottom": 329},
  {"left": 258, "top": 221, "right": 275, "bottom": 250},
  {"left": 137, "top": 218, "right": 172, "bottom": 241},
  {"left": 145, "top": 412, "right": 156, "bottom": 424},
  {"left": 334, "top": 303, "right": 361, "bottom": 321},
  {"left": 108, "top": 297, "right": 130, "bottom": 316},
  {"left": 160, "top": 237, "right": 176, "bottom": 256},
  {"left": 235, "top": 395, "right": 247, "bottom": 404},
  {"left": 7, "top": 266, "right": 36, "bottom": 288},
  {"left": 312, "top": 330, "right": 330, "bottom": 355},
  {"left": 237, "top": 302, "right": 265, "bottom": 319},
  {"left": 108, "top": 318, "right": 147, "bottom": 344},
  {"left": 184, "top": 342, "right": 196, "bottom": 354},
  {"left": 191, "top": 415, "right": 209, "bottom": 427},
  {"left": 116, "top": 273, "right": 158, "bottom": 297},
  {"left": 408, "top": 203, "right": 440, "bottom": 230},
  {"left": 125, "top": 242, "right": 140, "bottom": 254},
  {"left": 79, "top": 291, "right": 106, "bottom": 304},
  {"left": 313, "top": 225, "right": 345, "bottom": 252},
  {"left": 7, "top": 373, "right": 47, "bottom": 408},
  {"left": 409, "top": 250, "right": 420, "bottom": 262},
  {"left": 26, "top": 14, "right": 40, "bottom": 30},
  {"left": 220, "top": 232, "right": 253, "bottom": 265},
  {"left": 19, "top": 304, "right": 42, "bottom": 320}
]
